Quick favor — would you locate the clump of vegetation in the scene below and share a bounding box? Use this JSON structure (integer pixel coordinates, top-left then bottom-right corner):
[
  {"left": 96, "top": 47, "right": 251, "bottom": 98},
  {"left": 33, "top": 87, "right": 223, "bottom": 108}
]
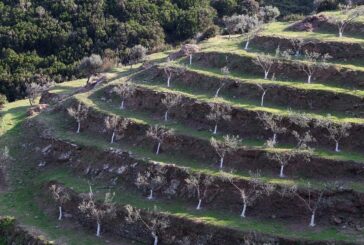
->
[{"left": 0, "top": 94, "right": 8, "bottom": 108}]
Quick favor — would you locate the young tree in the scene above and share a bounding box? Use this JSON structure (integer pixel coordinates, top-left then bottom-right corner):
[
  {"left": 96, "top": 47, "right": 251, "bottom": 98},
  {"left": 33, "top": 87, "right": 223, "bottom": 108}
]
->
[
  {"left": 112, "top": 83, "right": 136, "bottom": 110},
  {"left": 146, "top": 125, "right": 173, "bottom": 155},
  {"left": 256, "top": 83, "right": 269, "bottom": 107},
  {"left": 253, "top": 54, "right": 274, "bottom": 80},
  {"left": 299, "top": 51, "right": 331, "bottom": 84},
  {"left": 284, "top": 184, "right": 325, "bottom": 227},
  {"left": 290, "top": 39, "right": 304, "bottom": 57},
  {"left": 78, "top": 186, "right": 116, "bottom": 237},
  {"left": 128, "top": 45, "right": 147, "bottom": 68},
  {"left": 26, "top": 82, "right": 45, "bottom": 106},
  {"left": 135, "top": 168, "right": 167, "bottom": 200},
  {"left": 49, "top": 184, "right": 70, "bottom": 220},
  {"left": 243, "top": 17, "right": 262, "bottom": 50},
  {"left": 185, "top": 173, "right": 214, "bottom": 210},
  {"left": 104, "top": 116, "right": 130, "bottom": 144},
  {"left": 125, "top": 205, "right": 169, "bottom": 245},
  {"left": 256, "top": 112, "right": 286, "bottom": 146},
  {"left": 215, "top": 66, "right": 230, "bottom": 98},
  {"left": 331, "top": 4, "right": 364, "bottom": 38},
  {"left": 210, "top": 135, "right": 240, "bottom": 169},
  {"left": 161, "top": 94, "right": 182, "bottom": 121},
  {"left": 78, "top": 54, "right": 104, "bottom": 85},
  {"left": 315, "top": 120, "right": 351, "bottom": 152},
  {"left": 162, "top": 59, "right": 185, "bottom": 88},
  {"left": 206, "top": 104, "right": 232, "bottom": 135},
  {"left": 181, "top": 44, "right": 200, "bottom": 65},
  {"left": 67, "top": 103, "right": 89, "bottom": 134},
  {"left": 267, "top": 151, "right": 295, "bottom": 178},
  {"left": 221, "top": 171, "right": 274, "bottom": 218}
]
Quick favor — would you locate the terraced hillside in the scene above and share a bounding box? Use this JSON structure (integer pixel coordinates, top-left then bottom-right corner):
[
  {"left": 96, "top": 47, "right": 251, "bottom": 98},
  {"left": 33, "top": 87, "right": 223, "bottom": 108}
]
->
[{"left": 1, "top": 9, "right": 364, "bottom": 245}]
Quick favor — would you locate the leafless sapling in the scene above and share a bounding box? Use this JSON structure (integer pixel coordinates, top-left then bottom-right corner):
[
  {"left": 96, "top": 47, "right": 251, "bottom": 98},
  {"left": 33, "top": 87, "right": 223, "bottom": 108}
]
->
[
  {"left": 49, "top": 184, "right": 70, "bottom": 220},
  {"left": 135, "top": 167, "right": 167, "bottom": 200},
  {"left": 206, "top": 104, "right": 232, "bottom": 135},
  {"left": 125, "top": 205, "right": 169, "bottom": 245},
  {"left": 163, "top": 59, "right": 185, "bottom": 88},
  {"left": 112, "top": 82, "right": 136, "bottom": 110},
  {"left": 182, "top": 44, "right": 200, "bottom": 65},
  {"left": 267, "top": 151, "right": 295, "bottom": 178},
  {"left": 285, "top": 183, "right": 326, "bottom": 227},
  {"left": 256, "top": 83, "right": 269, "bottom": 107},
  {"left": 78, "top": 186, "right": 116, "bottom": 237},
  {"left": 161, "top": 94, "right": 182, "bottom": 121},
  {"left": 256, "top": 112, "right": 286, "bottom": 147},
  {"left": 253, "top": 54, "right": 275, "bottom": 80},
  {"left": 214, "top": 66, "right": 230, "bottom": 98},
  {"left": 210, "top": 135, "right": 241, "bottom": 169},
  {"left": 185, "top": 173, "right": 215, "bottom": 210},
  {"left": 315, "top": 120, "right": 351, "bottom": 152},
  {"left": 104, "top": 116, "right": 130, "bottom": 143},
  {"left": 67, "top": 103, "right": 89, "bottom": 134},
  {"left": 221, "top": 171, "right": 274, "bottom": 218},
  {"left": 146, "top": 125, "right": 173, "bottom": 155},
  {"left": 332, "top": 4, "right": 364, "bottom": 38},
  {"left": 299, "top": 51, "right": 331, "bottom": 84}
]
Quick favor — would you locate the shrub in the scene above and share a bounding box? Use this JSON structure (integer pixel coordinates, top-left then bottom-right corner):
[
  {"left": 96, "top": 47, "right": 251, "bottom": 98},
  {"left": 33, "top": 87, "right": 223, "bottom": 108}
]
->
[
  {"left": 314, "top": 0, "right": 339, "bottom": 12},
  {"left": 0, "top": 94, "right": 8, "bottom": 108},
  {"left": 283, "top": 13, "right": 306, "bottom": 22}
]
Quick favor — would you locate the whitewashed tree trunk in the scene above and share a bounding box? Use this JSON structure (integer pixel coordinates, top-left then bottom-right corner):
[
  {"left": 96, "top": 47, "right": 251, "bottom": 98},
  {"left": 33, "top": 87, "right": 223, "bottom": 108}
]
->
[
  {"left": 273, "top": 133, "right": 277, "bottom": 145},
  {"left": 213, "top": 124, "right": 218, "bottom": 135},
  {"left": 189, "top": 55, "right": 192, "bottom": 65},
  {"left": 219, "top": 157, "right": 224, "bottom": 169},
  {"left": 309, "top": 212, "right": 316, "bottom": 227},
  {"left": 335, "top": 141, "right": 340, "bottom": 152},
  {"left": 156, "top": 142, "right": 161, "bottom": 155},
  {"left": 152, "top": 233, "right": 158, "bottom": 245},
  {"left": 307, "top": 75, "right": 312, "bottom": 84},
  {"left": 215, "top": 86, "right": 222, "bottom": 98},
  {"left": 58, "top": 206, "right": 63, "bottom": 220},
  {"left": 279, "top": 164, "right": 285, "bottom": 178},
  {"left": 96, "top": 222, "right": 101, "bottom": 237},
  {"left": 339, "top": 29, "right": 343, "bottom": 38},
  {"left": 164, "top": 111, "right": 168, "bottom": 121},
  {"left": 111, "top": 131, "right": 115, "bottom": 144},
  {"left": 261, "top": 91, "right": 266, "bottom": 107},
  {"left": 244, "top": 40, "right": 250, "bottom": 50},
  {"left": 241, "top": 202, "right": 247, "bottom": 218},
  {"left": 264, "top": 71, "right": 269, "bottom": 80},
  {"left": 295, "top": 50, "right": 300, "bottom": 57},
  {"left": 196, "top": 199, "right": 202, "bottom": 210},
  {"left": 120, "top": 100, "right": 125, "bottom": 110},
  {"left": 76, "top": 121, "right": 81, "bottom": 134},
  {"left": 167, "top": 75, "right": 171, "bottom": 87},
  {"left": 148, "top": 189, "right": 153, "bottom": 200}
]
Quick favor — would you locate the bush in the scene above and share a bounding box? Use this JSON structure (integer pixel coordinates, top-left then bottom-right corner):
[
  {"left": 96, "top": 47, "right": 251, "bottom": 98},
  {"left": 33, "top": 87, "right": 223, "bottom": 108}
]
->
[
  {"left": 0, "top": 94, "right": 8, "bottom": 108},
  {"left": 200, "top": 25, "right": 220, "bottom": 41},
  {"left": 283, "top": 13, "right": 306, "bottom": 22},
  {"left": 314, "top": 0, "right": 339, "bottom": 12},
  {"left": 259, "top": 5, "right": 281, "bottom": 23}
]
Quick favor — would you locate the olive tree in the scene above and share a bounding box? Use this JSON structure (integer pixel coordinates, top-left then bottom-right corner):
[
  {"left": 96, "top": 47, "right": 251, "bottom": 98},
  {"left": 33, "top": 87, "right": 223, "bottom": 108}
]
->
[
  {"left": 67, "top": 103, "right": 89, "bottom": 134},
  {"left": 125, "top": 205, "right": 169, "bottom": 245},
  {"left": 49, "top": 184, "right": 70, "bottom": 220},
  {"left": 112, "top": 83, "right": 136, "bottom": 110},
  {"left": 221, "top": 171, "right": 274, "bottom": 218},
  {"left": 299, "top": 51, "right": 331, "bottom": 84},
  {"left": 210, "top": 135, "right": 241, "bottom": 169},
  {"left": 185, "top": 173, "right": 214, "bottom": 210},
  {"left": 181, "top": 44, "right": 200, "bottom": 65},
  {"left": 78, "top": 186, "right": 116, "bottom": 237},
  {"left": 315, "top": 120, "right": 351, "bottom": 152},
  {"left": 331, "top": 4, "right": 364, "bottom": 38},
  {"left": 256, "top": 83, "right": 269, "bottom": 107},
  {"left": 256, "top": 112, "right": 286, "bottom": 147},
  {"left": 163, "top": 59, "right": 185, "bottom": 88},
  {"left": 206, "top": 104, "right": 232, "bottom": 135},
  {"left": 161, "top": 94, "right": 182, "bottom": 121},
  {"left": 243, "top": 16, "right": 262, "bottom": 50},
  {"left": 104, "top": 116, "right": 130, "bottom": 144},
  {"left": 128, "top": 45, "right": 147, "bottom": 68},
  {"left": 135, "top": 167, "right": 167, "bottom": 200},
  {"left": 26, "top": 82, "right": 45, "bottom": 106},
  {"left": 253, "top": 54, "right": 275, "bottom": 80},
  {"left": 215, "top": 66, "right": 230, "bottom": 98},
  {"left": 146, "top": 125, "right": 173, "bottom": 155},
  {"left": 78, "top": 54, "right": 104, "bottom": 85}
]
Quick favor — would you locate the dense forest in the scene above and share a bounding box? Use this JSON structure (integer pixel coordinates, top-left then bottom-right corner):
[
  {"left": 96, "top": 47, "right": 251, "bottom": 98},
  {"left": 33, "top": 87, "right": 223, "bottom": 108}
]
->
[{"left": 0, "top": 0, "right": 349, "bottom": 101}]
